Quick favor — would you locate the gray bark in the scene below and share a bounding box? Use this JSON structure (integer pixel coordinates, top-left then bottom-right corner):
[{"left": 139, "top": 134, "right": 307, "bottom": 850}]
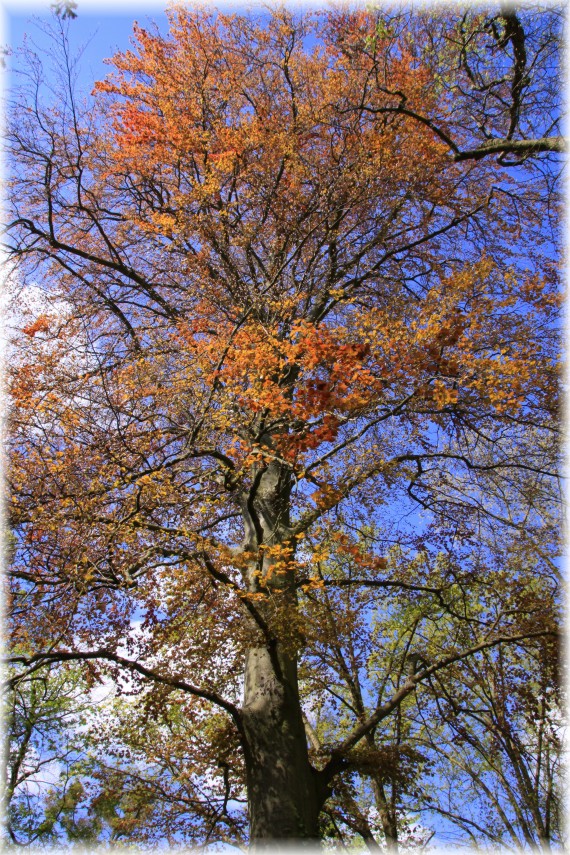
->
[
  {"left": 243, "top": 647, "right": 323, "bottom": 843},
  {"left": 239, "top": 458, "right": 326, "bottom": 843}
]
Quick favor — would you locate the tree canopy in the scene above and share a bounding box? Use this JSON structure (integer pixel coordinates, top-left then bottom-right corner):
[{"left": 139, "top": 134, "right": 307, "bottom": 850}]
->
[{"left": 5, "top": 6, "right": 562, "bottom": 849}]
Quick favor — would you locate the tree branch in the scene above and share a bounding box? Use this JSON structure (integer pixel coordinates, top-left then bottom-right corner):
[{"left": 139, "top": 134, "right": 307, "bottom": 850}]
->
[
  {"left": 454, "top": 137, "right": 565, "bottom": 162},
  {"left": 6, "top": 649, "right": 244, "bottom": 735},
  {"left": 321, "top": 629, "right": 557, "bottom": 780}
]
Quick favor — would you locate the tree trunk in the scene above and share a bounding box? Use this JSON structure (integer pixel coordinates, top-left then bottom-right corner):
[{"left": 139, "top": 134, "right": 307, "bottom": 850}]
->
[
  {"left": 239, "top": 457, "right": 326, "bottom": 844},
  {"left": 372, "top": 775, "right": 398, "bottom": 851},
  {"left": 242, "top": 646, "right": 323, "bottom": 843}
]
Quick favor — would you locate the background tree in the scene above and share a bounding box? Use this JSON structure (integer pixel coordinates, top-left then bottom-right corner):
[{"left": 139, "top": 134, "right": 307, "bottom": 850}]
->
[
  {"left": 4, "top": 661, "right": 100, "bottom": 846},
  {"left": 83, "top": 688, "right": 249, "bottom": 847},
  {"left": 6, "top": 6, "right": 562, "bottom": 846},
  {"left": 292, "top": 523, "right": 561, "bottom": 851},
  {"left": 413, "top": 636, "right": 563, "bottom": 850}
]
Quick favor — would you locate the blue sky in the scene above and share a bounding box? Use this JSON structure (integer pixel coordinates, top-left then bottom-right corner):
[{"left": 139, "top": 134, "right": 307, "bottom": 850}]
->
[
  {"left": 5, "top": 4, "right": 170, "bottom": 89},
  {"left": 3, "top": 2, "right": 301, "bottom": 97}
]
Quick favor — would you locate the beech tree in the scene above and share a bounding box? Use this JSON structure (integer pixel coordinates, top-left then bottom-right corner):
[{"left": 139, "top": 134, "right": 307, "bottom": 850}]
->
[{"left": 6, "top": 7, "right": 562, "bottom": 846}]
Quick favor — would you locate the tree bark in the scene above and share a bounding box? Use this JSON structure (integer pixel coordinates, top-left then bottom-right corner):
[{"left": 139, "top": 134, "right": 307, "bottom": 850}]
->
[
  {"left": 239, "top": 458, "right": 326, "bottom": 844},
  {"left": 373, "top": 778, "right": 398, "bottom": 853},
  {"left": 242, "top": 646, "right": 323, "bottom": 843}
]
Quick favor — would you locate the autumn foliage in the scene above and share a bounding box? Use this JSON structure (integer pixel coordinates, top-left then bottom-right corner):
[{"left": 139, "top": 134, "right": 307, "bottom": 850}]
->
[{"left": 6, "top": 7, "right": 562, "bottom": 848}]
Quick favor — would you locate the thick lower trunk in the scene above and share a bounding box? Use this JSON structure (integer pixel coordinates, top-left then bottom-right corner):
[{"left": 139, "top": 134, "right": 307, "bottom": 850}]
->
[
  {"left": 239, "top": 457, "right": 325, "bottom": 843},
  {"left": 242, "top": 646, "right": 323, "bottom": 844}
]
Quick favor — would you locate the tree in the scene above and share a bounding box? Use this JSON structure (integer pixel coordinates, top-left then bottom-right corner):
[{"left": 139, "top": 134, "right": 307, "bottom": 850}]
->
[
  {"left": 338, "top": 6, "right": 564, "bottom": 165},
  {"left": 291, "top": 525, "right": 561, "bottom": 851},
  {"left": 413, "top": 635, "right": 563, "bottom": 850},
  {"left": 4, "top": 661, "right": 100, "bottom": 846},
  {"left": 6, "top": 7, "right": 561, "bottom": 846},
  {"left": 73, "top": 686, "right": 250, "bottom": 847}
]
